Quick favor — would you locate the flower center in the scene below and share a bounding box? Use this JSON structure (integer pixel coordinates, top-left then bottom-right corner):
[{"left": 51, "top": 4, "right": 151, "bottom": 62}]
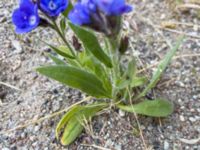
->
[
  {"left": 29, "top": 15, "right": 37, "bottom": 25},
  {"left": 48, "top": 1, "right": 57, "bottom": 10}
]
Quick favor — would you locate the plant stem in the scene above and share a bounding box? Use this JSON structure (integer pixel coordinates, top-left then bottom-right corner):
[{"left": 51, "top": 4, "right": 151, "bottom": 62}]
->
[
  {"left": 108, "top": 37, "right": 121, "bottom": 99},
  {"left": 52, "top": 20, "right": 76, "bottom": 57}
]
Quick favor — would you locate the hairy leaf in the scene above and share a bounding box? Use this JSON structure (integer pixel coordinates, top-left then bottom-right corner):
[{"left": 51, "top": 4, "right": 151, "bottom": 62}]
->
[
  {"left": 137, "top": 36, "right": 184, "bottom": 98},
  {"left": 117, "top": 99, "right": 174, "bottom": 117},
  {"left": 69, "top": 22, "right": 112, "bottom": 68},
  {"left": 47, "top": 53, "right": 66, "bottom": 65},
  {"left": 46, "top": 43, "right": 75, "bottom": 59},
  {"left": 37, "top": 65, "right": 111, "bottom": 98},
  {"left": 131, "top": 76, "right": 148, "bottom": 88},
  {"left": 57, "top": 103, "right": 108, "bottom": 145}
]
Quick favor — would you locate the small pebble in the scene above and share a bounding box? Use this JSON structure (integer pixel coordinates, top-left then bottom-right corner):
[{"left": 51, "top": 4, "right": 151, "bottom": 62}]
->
[
  {"left": 115, "top": 144, "right": 122, "bottom": 150},
  {"left": 12, "top": 40, "right": 23, "bottom": 54},
  {"left": 164, "top": 141, "right": 170, "bottom": 150},
  {"left": 118, "top": 110, "right": 125, "bottom": 117},
  {"left": 34, "top": 126, "right": 40, "bottom": 132},
  {"left": 189, "top": 117, "right": 196, "bottom": 122},
  {"left": 180, "top": 115, "right": 185, "bottom": 122}
]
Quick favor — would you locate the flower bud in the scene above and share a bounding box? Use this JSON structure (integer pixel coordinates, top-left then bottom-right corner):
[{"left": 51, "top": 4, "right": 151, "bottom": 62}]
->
[
  {"left": 119, "top": 36, "right": 129, "bottom": 54},
  {"left": 39, "top": 18, "right": 51, "bottom": 27},
  {"left": 72, "top": 35, "right": 82, "bottom": 51}
]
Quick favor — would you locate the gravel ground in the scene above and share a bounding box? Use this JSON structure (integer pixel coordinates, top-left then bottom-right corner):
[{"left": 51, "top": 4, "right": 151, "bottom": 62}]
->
[{"left": 0, "top": 0, "right": 200, "bottom": 150}]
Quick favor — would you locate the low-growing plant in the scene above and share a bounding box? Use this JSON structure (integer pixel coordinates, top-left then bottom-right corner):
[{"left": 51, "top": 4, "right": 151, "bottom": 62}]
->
[{"left": 12, "top": 0, "right": 184, "bottom": 145}]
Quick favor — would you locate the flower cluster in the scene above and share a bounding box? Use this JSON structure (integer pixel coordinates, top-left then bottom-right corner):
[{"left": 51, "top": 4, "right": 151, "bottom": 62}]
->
[
  {"left": 12, "top": 0, "right": 132, "bottom": 34},
  {"left": 12, "top": 0, "right": 68, "bottom": 34},
  {"left": 69, "top": 0, "right": 132, "bottom": 35},
  {"left": 69, "top": 0, "right": 132, "bottom": 25}
]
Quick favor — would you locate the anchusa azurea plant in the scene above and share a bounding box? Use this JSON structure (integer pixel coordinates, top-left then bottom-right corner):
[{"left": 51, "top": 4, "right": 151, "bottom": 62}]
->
[{"left": 12, "top": 0, "right": 183, "bottom": 145}]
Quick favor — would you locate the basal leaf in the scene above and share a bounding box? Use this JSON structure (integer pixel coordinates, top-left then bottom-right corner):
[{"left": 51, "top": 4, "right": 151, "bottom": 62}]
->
[
  {"left": 36, "top": 65, "right": 111, "bottom": 98},
  {"left": 58, "top": 103, "right": 108, "bottom": 145},
  {"left": 61, "top": 117, "right": 83, "bottom": 145},
  {"left": 117, "top": 59, "right": 137, "bottom": 90},
  {"left": 56, "top": 105, "right": 83, "bottom": 139},
  {"left": 116, "top": 79, "right": 130, "bottom": 90},
  {"left": 131, "top": 76, "right": 148, "bottom": 88},
  {"left": 127, "top": 59, "right": 137, "bottom": 81},
  {"left": 68, "top": 22, "right": 113, "bottom": 68},
  {"left": 137, "top": 36, "right": 184, "bottom": 98},
  {"left": 117, "top": 99, "right": 174, "bottom": 117}
]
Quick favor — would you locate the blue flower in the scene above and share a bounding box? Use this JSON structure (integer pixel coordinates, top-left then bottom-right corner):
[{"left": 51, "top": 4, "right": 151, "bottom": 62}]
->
[
  {"left": 12, "top": 0, "right": 40, "bottom": 34},
  {"left": 68, "top": 2, "right": 92, "bottom": 25},
  {"left": 96, "top": 0, "right": 132, "bottom": 15},
  {"left": 80, "top": 0, "right": 96, "bottom": 13},
  {"left": 39, "top": 0, "right": 68, "bottom": 17}
]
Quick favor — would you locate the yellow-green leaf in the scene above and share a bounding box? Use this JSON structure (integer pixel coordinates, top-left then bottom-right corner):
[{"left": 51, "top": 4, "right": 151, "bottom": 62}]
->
[
  {"left": 117, "top": 99, "right": 174, "bottom": 117},
  {"left": 58, "top": 103, "right": 108, "bottom": 145}
]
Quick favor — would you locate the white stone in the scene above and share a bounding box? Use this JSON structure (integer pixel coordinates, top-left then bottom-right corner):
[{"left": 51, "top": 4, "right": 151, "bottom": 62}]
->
[
  {"left": 12, "top": 40, "right": 22, "bottom": 53},
  {"left": 119, "top": 109, "right": 125, "bottom": 117},
  {"left": 180, "top": 115, "right": 185, "bottom": 122},
  {"left": 164, "top": 141, "right": 170, "bottom": 150}
]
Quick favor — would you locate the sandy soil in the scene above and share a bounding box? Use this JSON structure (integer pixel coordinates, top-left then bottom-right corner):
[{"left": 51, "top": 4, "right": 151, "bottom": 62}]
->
[{"left": 0, "top": 0, "right": 200, "bottom": 149}]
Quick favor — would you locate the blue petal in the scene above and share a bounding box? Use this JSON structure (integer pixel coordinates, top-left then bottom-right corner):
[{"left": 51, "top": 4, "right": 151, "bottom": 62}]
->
[
  {"left": 39, "top": 0, "right": 68, "bottom": 17},
  {"left": 68, "top": 3, "right": 91, "bottom": 25},
  {"left": 81, "top": 0, "right": 96, "bottom": 12},
  {"left": 96, "top": 0, "right": 133, "bottom": 15},
  {"left": 12, "top": 0, "right": 40, "bottom": 34}
]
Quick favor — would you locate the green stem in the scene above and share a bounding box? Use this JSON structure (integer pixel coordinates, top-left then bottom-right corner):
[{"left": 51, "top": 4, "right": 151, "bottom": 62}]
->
[
  {"left": 51, "top": 20, "right": 83, "bottom": 66},
  {"left": 108, "top": 37, "right": 121, "bottom": 100},
  {"left": 52, "top": 20, "right": 76, "bottom": 57}
]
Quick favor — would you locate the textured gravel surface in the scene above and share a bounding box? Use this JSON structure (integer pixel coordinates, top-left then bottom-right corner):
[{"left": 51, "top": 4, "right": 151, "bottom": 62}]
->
[{"left": 0, "top": 0, "right": 200, "bottom": 150}]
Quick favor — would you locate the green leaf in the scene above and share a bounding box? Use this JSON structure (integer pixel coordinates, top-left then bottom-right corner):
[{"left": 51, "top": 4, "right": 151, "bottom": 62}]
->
[
  {"left": 137, "top": 36, "right": 184, "bottom": 98},
  {"left": 57, "top": 103, "right": 108, "bottom": 145},
  {"left": 68, "top": 22, "right": 113, "bottom": 68},
  {"left": 36, "top": 65, "right": 112, "bottom": 98},
  {"left": 116, "top": 79, "right": 130, "bottom": 90},
  {"left": 61, "top": 117, "right": 83, "bottom": 145},
  {"left": 47, "top": 53, "right": 66, "bottom": 65},
  {"left": 127, "top": 59, "right": 137, "bottom": 81},
  {"left": 116, "top": 59, "right": 137, "bottom": 90},
  {"left": 56, "top": 105, "right": 82, "bottom": 139},
  {"left": 58, "top": 46, "right": 81, "bottom": 67},
  {"left": 117, "top": 99, "right": 174, "bottom": 117},
  {"left": 62, "top": 2, "right": 73, "bottom": 17},
  {"left": 78, "top": 51, "right": 112, "bottom": 93},
  {"left": 131, "top": 76, "right": 148, "bottom": 88},
  {"left": 45, "top": 42, "right": 75, "bottom": 59},
  {"left": 60, "top": 18, "right": 66, "bottom": 34}
]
